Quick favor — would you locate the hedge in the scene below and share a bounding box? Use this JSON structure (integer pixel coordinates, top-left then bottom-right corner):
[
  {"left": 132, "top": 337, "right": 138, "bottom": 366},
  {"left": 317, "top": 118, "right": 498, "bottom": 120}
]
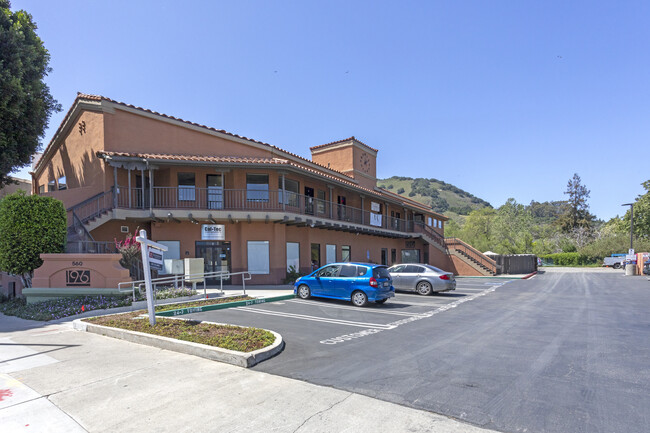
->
[{"left": 539, "top": 253, "right": 597, "bottom": 266}]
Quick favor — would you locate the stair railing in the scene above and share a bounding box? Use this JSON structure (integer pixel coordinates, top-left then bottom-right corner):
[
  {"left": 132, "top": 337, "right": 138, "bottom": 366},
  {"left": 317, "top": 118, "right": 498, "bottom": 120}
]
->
[{"left": 444, "top": 237, "right": 497, "bottom": 273}]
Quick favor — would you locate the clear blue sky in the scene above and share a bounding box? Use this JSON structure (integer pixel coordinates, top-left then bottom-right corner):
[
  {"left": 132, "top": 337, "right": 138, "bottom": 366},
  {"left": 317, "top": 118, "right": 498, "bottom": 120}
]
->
[{"left": 10, "top": 0, "right": 649, "bottom": 221}]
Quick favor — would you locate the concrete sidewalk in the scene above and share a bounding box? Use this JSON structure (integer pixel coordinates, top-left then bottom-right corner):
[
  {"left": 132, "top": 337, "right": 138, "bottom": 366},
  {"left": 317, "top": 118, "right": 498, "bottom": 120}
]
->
[{"left": 0, "top": 311, "right": 499, "bottom": 433}]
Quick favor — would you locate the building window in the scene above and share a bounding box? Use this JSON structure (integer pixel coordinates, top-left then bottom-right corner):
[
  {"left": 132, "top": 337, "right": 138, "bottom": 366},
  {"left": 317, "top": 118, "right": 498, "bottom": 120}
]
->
[
  {"left": 286, "top": 242, "right": 300, "bottom": 273},
  {"left": 439, "top": 220, "right": 443, "bottom": 229},
  {"left": 57, "top": 176, "right": 67, "bottom": 190},
  {"left": 48, "top": 180, "right": 56, "bottom": 192},
  {"left": 247, "top": 174, "right": 269, "bottom": 202},
  {"left": 326, "top": 244, "right": 336, "bottom": 264},
  {"left": 391, "top": 248, "right": 396, "bottom": 264},
  {"left": 428, "top": 217, "right": 433, "bottom": 226},
  {"left": 248, "top": 241, "right": 270, "bottom": 274},
  {"left": 38, "top": 185, "right": 45, "bottom": 194},
  {"left": 341, "top": 245, "right": 351, "bottom": 262},
  {"left": 279, "top": 178, "right": 299, "bottom": 207},
  {"left": 178, "top": 173, "right": 196, "bottom": 201},
  {"left": 401, "top": 249, "right": 420, "bottom": 263}
]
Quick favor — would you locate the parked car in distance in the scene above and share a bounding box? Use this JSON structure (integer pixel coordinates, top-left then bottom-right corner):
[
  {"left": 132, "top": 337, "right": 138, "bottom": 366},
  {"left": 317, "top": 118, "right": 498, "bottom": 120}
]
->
[
  {"left": 294, "top": 262, "right": 395, "bottom": 307},
  {"left": 387, "top": 264, "right": 456, "bottom": 295},
  {"left": 602, "top": 256, "right": 625, "bottom": 269}
]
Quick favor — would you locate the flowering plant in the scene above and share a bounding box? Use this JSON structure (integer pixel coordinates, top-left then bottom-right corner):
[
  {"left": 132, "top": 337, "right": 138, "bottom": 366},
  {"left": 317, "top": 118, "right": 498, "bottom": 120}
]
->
[{"left": 115, "top": 229, "right": 142, "bottom": 278}]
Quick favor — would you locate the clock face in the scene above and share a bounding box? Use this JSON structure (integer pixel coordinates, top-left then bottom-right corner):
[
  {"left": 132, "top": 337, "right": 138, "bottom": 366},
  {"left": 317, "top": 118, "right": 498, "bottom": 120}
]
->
[{"left": 360, "top": 152, "right": 370, "bottom": 173}]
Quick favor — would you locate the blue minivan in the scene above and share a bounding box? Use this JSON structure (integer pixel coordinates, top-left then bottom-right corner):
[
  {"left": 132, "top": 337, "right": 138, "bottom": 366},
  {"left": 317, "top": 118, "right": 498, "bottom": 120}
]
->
[{"left": 293, "top": 262, "right": 395, "bottom": 307}]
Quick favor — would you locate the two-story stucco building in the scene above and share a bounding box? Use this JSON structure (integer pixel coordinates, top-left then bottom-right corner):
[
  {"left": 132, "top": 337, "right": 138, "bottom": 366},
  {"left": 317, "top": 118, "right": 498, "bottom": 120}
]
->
[{"left": 31, "top": 93, "right": 495, "bottom": 285}]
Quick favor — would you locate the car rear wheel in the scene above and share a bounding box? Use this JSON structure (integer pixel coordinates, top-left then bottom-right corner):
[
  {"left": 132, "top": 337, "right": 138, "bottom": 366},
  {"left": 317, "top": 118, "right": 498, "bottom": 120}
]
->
[
  {"left": 351, "top": 290, "right": 368, "bottom": 307},
  {"left": 297, "top": 284, "right": 311, "bottom": 299},
  {"left": 613, "top": 263, "right": 621, "bottom": 269},
  {"left": 375, "top": 298, "right": 387, "bottom": 304},
  {"left": 416, "top": 281, "right": 433, "bottom": 296}
]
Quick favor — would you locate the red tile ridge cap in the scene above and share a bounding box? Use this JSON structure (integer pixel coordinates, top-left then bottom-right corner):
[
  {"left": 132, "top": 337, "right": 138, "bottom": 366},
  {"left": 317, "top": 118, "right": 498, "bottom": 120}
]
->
[{"left": 309, "top": 136, "right": 379, "bottom": 153}]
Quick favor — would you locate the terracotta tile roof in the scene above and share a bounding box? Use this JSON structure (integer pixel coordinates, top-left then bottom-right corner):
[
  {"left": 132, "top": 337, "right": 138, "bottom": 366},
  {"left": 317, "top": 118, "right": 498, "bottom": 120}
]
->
[
  {"left": 75, "top": 93, "right": 354, "bottom": 180},
  {"left": 98, "top": 151, "right": 289, "bottom": 165},
  {"left": 97, "top": 150, "right": 386, "bottom": 196},
  {"left": 310, "top": 136, "right": 379, "bottom": 153}
]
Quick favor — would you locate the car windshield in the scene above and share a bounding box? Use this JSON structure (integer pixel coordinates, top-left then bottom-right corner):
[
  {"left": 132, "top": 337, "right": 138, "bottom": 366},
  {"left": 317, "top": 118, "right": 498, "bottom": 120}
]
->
[{"left": 373, "top": 266, "right": 391, "bottom": 279}]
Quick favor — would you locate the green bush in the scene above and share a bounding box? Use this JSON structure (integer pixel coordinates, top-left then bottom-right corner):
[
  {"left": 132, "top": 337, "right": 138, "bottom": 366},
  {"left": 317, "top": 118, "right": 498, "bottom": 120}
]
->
[
  {"left": 0, "top": 192, "right": 66, "bottom": 287},
  {"left": 539, "top": 252, "right": 597, "bottom": 266},
  {"left": 282, "top": 265, "right": 302, "bottom": 284}
]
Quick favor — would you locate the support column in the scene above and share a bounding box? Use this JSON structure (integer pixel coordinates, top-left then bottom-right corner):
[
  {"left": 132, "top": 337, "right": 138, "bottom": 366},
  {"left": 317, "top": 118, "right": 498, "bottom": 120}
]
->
[
  {"left": 140, "top": 168, "right": 145, "bottom": 209},
  {"left": 327, "top": 186, "right": 334, "bottom": 219},
  {"left": 281, "top": 173, "right": 286, "bottom": 212},
  {"left": 149, "top": 168, "right": 154, "bottom": 214},
  {"left": 127, "top": 168, "right": 132, "bottom": 208},
  {"left": 113, "top": 166, "right": 118, "bottom": 209}
]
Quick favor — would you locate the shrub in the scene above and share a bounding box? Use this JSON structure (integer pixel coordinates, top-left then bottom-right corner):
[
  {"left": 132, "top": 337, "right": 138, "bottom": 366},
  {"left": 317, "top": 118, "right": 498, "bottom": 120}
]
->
[
  {"left": 0, "top": 192, "right": 66, "bottom": 287},
  {"left": 397, "top": 188, "right": 405, "bottom": 194},
  {"left": 539, "top": 252, "right": 597, "bottom": 266},
  {"left": 282, "top": 265, "right": 302, "bottom": 284}
]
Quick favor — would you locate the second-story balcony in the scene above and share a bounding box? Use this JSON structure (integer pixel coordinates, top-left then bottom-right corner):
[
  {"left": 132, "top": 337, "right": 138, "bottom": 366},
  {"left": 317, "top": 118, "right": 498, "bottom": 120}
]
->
[{"left": 63, "top": 186, "right": 446, "bottom": 248}]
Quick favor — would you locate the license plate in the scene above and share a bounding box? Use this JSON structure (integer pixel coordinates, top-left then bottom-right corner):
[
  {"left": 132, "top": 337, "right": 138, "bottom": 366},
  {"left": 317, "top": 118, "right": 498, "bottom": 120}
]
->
[{"left": 383, "top": 282, "right": 389, "bottom": 287}]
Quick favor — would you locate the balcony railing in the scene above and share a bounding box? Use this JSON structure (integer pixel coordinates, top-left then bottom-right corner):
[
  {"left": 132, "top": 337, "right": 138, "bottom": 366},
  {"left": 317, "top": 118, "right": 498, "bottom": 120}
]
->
[{"left": 113, "top": 186, "right": 430, "bottom": 234}]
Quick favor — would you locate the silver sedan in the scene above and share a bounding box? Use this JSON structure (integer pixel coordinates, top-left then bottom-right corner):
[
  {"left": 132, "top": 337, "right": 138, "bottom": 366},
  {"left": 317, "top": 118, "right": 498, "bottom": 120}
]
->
[{"left": 387, "top": 264, "right": 456, "bottom": 295}]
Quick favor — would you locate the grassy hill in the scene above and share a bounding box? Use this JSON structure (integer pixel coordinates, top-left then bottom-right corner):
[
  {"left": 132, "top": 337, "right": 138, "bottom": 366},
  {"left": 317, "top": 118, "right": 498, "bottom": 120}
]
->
[{"left": 377, "top": 177, "right": 491, "bottom": 220}]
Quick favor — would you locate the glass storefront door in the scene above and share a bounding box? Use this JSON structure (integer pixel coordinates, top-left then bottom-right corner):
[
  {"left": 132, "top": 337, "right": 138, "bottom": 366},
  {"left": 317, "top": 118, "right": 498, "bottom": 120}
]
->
[{"left": 196, "top": 241, "right": 231, "bottom": 285}]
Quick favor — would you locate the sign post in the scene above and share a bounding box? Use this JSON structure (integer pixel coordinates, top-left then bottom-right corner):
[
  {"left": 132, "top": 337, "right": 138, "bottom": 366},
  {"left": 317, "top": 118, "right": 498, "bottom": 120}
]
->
[{"left": 136, "top": 230, "right": 168, "bottom": 326}]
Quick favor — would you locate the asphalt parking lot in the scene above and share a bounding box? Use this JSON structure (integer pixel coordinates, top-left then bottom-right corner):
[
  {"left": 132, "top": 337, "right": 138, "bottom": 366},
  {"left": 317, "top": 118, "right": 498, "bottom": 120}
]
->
[
  {"left": 188, "top": 271, "right": 650, "bottom": 433},
  {"left": 188, "top": 278, "right": 508, "bottom": 350}
]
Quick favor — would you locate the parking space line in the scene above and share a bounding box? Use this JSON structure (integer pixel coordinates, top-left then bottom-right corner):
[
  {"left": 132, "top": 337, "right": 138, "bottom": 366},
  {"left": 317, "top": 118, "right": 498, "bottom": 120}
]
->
[
  {"left": 235, "top": 307, "right": 398, "bottom": 329},
  {"left": 320, "top": 286, "right": 498, "bottom": 345},
  {"left": 287, "top": 299, "right": 427, "bottom": 317}
]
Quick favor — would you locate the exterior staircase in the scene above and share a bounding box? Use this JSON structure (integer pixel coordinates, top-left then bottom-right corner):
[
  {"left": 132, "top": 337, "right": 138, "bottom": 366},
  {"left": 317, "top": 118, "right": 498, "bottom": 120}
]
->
[
  {"left": 65, "top": 190, "right": 116, "bottom": 253},
  {"left": 444, "top": 238, "right": 497, "bottom": 276}
]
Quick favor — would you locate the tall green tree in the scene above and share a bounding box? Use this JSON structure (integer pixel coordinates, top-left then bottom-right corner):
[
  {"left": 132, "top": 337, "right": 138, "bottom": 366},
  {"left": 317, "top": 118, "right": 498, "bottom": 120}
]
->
[
  {"left": 0, "top": 191, "right": 66, "bottom": 287},
  {"left": 0, "top": 1, "right": 60, "bottom": 187},
  {"left": 622, "top": 180, "right": 650, "bottom": 239},
  {"left": 558, "top": 173, "right": 595, "bottom": 232},
  {"left": 492, "top": 198, "right": 534, "bottom": 254}
]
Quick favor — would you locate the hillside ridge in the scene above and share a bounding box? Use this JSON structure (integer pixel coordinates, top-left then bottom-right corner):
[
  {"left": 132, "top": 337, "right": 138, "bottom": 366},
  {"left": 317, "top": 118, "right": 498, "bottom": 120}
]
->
[{"left": 377, "top": 176, "right": 491, "bottom": 216}]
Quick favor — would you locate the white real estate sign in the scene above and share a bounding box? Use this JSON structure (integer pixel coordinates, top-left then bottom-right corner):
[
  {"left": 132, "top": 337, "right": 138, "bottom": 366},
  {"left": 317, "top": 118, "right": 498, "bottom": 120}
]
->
[{"left": 136, "top": 230, "right": 169, "bottom": 326}]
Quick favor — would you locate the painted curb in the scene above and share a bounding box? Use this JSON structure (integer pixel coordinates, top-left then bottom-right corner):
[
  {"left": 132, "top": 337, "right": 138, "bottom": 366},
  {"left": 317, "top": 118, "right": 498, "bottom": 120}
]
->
[
  {"left": 456, "top": 275, "right": 524, "bottom": 280},
  {"left": 155, "top": 294, "right": 296, "bottom": 317},
  {"left": 73, "top": 318, "right": 284, "bottom": 368}
]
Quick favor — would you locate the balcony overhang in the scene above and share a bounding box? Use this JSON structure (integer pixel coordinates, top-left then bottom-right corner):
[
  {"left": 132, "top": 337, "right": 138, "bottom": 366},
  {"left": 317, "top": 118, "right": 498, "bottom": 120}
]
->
[{"left": 112, "top": 208, "right": 413, "bottom": 239}]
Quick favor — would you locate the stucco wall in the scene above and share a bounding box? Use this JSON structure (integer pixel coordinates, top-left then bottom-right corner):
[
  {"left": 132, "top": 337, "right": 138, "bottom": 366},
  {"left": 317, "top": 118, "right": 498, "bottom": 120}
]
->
[{"left": 34, "top": 111, "right": 106, "bottom": 204}]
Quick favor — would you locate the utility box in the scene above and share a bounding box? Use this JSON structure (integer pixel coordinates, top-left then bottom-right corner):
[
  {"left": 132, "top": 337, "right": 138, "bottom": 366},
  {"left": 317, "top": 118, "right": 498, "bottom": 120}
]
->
[
  {"left": 184, "top": 258, "right": 205, "bottom": 283},
  {"left": 164, "top": 259, "right": 184, "bottom": 275}
]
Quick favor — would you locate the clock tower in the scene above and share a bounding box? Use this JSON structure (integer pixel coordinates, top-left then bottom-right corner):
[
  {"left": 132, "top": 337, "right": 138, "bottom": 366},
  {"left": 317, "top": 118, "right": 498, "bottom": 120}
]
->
[{"left": 310, "top": 137, "right": 378, "bottom": 190}]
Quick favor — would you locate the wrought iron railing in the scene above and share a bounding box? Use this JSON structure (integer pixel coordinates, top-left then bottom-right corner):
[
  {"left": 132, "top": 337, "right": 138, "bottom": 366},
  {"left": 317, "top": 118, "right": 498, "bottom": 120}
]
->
[{"left": 114, "top": 186, "right": 419, "bottom": 233}]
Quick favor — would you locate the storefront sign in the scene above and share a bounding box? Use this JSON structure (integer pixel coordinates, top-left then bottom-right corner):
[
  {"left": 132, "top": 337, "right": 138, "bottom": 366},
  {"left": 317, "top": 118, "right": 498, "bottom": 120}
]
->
[
  {"left": 202, "top": 224, "right": 225, "bottom": 240},
  {"left": 371, "top": 202, "right": 380, "bottom": 212},
  {"left": 370, "top": 213, "right": 382, "bottom": 227}
]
